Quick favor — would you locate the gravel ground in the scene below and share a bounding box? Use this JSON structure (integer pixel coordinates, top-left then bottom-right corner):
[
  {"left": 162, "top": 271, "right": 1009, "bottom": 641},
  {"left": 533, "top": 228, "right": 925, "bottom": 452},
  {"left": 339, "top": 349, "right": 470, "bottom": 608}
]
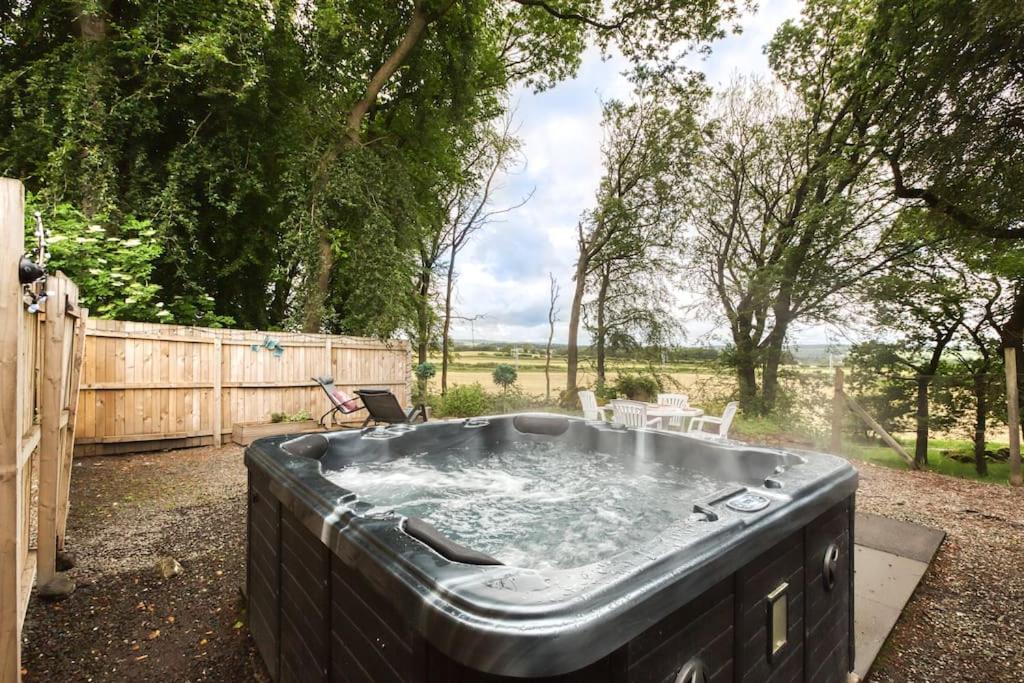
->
[
  {"left": 21, "top": 445, "right": 267, "bottom": 682},
  {"left": 854, "top": 460, "right": 1024, "bottom": 682},
  {"left": 19, "top": 445, "right": 1024, "bottom": 681}
]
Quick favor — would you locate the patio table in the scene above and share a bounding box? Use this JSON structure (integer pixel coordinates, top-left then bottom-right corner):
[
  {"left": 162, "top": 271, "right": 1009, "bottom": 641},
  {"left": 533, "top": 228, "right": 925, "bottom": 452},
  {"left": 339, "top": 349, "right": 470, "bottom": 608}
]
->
[{"left": 645, "top": 404, "right": 704, "bottom": 431}]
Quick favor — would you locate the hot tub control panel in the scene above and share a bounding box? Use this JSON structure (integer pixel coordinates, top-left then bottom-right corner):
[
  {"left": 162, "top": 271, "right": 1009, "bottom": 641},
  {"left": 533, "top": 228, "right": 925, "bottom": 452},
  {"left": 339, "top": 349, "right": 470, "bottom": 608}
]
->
[{"left": 725, "top": 492, "right": 771, "bottom": 513}]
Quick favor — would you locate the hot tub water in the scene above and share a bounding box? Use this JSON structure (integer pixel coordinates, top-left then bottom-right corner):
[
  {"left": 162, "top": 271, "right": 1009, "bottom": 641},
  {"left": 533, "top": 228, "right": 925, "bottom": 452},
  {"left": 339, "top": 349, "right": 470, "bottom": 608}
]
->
[{"left": 323, "top": 440, "right": 720, "bottom": 569}]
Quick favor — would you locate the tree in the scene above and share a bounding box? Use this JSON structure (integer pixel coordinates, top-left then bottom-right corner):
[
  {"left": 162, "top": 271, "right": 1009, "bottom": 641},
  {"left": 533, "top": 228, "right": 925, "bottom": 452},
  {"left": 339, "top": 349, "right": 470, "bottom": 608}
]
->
[
  {"left": 25, "top": 196, "right": 228, "bottom": 326},
  {"left": 947, "top": 275, "right": 1010, "bottom": 476},
  {"left": 584, "top": 254, "right": 678, "bottom": 386},
  {"left": 438, "top": 115, "right": 528, "bottom": 393},
  {"left": 492, "top": 363, "right": 517, "bottom": 394},
  {"left": 864, "top": 253, "right": 974, "bottom": 466},
  {"left": 299, "top": 0, "right": 745, "bottom": 333},
  {"left": 684, "top": 78, "right": 914, "bottom": 414},
  {"left": 770, "top": 0, "right": 1024, "bottom": 481},
  {"left": 567, "top": 75, "right": 703, "bottom": 396},
  {"left": 545, "top": 272, "right": 559, "bottom": 400},
  {"left": 414, "top": 362, "right": 437, "bottom": 403}
]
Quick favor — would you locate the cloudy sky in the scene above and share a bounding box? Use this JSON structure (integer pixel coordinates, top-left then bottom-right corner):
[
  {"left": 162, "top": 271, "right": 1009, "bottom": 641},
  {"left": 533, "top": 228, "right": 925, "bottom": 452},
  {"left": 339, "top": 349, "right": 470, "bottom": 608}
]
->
[{"left": 449, "top": 0, "right": 808, "bottom": 346}]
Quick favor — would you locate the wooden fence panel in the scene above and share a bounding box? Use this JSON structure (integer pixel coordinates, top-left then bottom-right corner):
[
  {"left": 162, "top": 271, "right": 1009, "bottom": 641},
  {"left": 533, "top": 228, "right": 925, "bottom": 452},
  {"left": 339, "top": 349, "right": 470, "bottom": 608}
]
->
[{"left": 75, "top": 320, "right": 411, "bottom": 456}]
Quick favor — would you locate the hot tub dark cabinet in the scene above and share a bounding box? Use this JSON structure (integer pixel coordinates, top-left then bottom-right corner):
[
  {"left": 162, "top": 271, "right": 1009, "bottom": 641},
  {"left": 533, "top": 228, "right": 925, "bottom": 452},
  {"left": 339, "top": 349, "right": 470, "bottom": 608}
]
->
[{"left": 245, "top": 414, "right": 857, "bottom": 683}]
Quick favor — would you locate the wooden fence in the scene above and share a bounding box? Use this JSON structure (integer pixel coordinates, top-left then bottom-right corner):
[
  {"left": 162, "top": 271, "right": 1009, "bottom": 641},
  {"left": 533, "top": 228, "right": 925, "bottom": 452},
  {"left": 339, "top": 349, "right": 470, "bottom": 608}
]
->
[
  {"left": 75, "top": 320, "right": 411, "bottom": 455},
  {"left": 2, "top": 180, "right": 87, "bottom": 683}
]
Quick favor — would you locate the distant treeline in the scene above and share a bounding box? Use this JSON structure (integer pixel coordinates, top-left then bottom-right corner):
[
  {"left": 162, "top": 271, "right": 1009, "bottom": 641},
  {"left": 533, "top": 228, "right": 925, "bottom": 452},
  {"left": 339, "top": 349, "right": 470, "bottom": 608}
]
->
[{"left": 457, "top": 343, "right": 721, "bottom": 363}]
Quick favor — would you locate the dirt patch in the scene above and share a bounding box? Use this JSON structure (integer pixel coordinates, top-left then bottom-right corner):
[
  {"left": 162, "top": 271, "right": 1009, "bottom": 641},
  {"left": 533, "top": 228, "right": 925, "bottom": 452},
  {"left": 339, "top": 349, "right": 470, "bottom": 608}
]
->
[
  {"left": 853, "top": 461, "right": 1024, "bottom": 681},
  {"left": 20, "top": 443, "right": 1024, "bottom": 681},
  {"left": 21, "top": 445, "right": 268, "bottom": 682}
]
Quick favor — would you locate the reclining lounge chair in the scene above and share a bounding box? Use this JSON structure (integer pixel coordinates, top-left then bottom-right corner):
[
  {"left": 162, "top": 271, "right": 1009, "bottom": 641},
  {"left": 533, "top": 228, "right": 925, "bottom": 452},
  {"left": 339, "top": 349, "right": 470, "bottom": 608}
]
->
[
  {"left": 355, "top": 388, "right": 425, "bottom": 429},
  {"left": 312, "top": 376, "right": 365, "bottom": 427}
]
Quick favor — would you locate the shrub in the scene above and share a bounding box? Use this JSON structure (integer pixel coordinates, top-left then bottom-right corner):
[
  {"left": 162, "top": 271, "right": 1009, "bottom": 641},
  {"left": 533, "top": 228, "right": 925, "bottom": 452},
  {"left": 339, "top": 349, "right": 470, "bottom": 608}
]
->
[
  {"left": 437, "top": 383, "right": 491, "bottom": 417},
  {"left": 612, "top": 373, "right": 662, "bottom": 401},
  {"left": 270, "top": 409, "right": 311, "bottom": 423},
  {"left": 491, "top": 387, "right": 540, "bottom": 414},
  {"left": 492, "top": 364, "right": 518, "bottom": 393},
  {"left": 414, "top": 362, "right": 437, "bottom": 382},
  {"left": 412, "top": 361, "right": 437, "bottom": 403}
]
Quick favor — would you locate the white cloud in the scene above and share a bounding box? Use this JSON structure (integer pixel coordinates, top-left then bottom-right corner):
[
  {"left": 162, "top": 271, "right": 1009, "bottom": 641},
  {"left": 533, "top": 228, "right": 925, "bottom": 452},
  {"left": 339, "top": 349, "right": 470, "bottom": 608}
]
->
[{"left": 450, "top": 1, "right": 809, "bottom": 344}]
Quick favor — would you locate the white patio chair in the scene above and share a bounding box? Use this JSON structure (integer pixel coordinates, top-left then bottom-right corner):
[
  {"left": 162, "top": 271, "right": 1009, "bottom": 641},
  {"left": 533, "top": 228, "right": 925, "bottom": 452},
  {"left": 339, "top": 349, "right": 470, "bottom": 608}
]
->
[
  {"left": 689, "top": 401, "right": 739, "bottom": 438},
  {"left": 578, "top": 390, "right": 607, "bottom": 421},
  {"left": 610, "top": 400, "right": 660, "bottom": 429},
  {"left": 656, "top": 393, "right": 689, "bottom": 429}
]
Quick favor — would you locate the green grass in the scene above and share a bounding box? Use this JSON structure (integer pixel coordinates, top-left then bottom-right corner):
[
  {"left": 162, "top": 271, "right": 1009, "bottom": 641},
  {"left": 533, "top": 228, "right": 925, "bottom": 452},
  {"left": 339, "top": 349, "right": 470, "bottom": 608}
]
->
[
  {"left": 732, "top": 415, "right": 1014, "bottom": 485},
  {"left": 843, "top": 437, "right": 1013, "bottom": 484}
]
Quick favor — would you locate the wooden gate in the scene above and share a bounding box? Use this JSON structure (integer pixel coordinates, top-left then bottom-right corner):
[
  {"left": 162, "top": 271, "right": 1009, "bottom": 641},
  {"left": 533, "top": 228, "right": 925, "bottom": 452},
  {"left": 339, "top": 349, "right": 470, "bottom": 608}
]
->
[{"left": 1, "top": 179, "right": 87, "bottom": 683}]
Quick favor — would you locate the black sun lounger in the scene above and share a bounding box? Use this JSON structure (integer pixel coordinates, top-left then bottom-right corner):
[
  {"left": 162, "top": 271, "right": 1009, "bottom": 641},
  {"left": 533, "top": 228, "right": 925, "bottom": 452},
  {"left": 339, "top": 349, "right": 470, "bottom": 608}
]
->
[
  {"left": 355, "top": 388, "right": 425, "bottom": 428},
  {"left": 312, "top": 376, "right": 365, "bottom": 427}
]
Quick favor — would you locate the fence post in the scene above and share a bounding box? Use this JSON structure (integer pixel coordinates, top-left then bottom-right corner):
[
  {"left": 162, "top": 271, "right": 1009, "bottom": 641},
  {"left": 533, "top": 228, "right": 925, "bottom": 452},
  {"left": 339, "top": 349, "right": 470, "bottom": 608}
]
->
[
  {"left": 37, "top": 275, "right": 68, "bottom": 589},
  {"left": 0, "top": 178, "right": 26, "bottom": 683},
  {"left": 57, "top": 306, "right": 86, "bottom": 548},
  {"left": 845, "top": 393, "right": 918, "bottom": 469},
  {"left": 831, "top": 368, "right": 844, "bottom": 454},
  {"left": 212, "top": 337, "right": 222, "bottom": 447},
  {"left": 1005, "top": 346, "right": 1022, "bottom": 486}
]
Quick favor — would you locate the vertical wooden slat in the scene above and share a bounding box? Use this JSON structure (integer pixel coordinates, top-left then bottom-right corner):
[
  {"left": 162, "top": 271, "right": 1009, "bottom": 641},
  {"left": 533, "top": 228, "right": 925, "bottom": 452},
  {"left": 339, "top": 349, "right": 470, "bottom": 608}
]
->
[
  {"left": 1005, "top": 346, "right": 1022, "bottom": 486},
  {"left": 1, "top": 178, "right": 26, "bottom": 683},
  {"left": 38, "top": 275, "right": 68, "bottom": 585},
  {"left": 212, "top": 337, "right": 222, "bottom": 447},
  {"left": 830, "top": 368, "right": 843, "bottom": 455},
  {"left": 57, "top": 308, "right": 86, "bottom": 547}
]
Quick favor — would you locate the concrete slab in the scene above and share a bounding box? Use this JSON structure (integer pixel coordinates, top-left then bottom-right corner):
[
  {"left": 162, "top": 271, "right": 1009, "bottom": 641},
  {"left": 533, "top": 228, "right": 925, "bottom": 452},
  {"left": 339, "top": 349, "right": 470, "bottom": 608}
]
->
[
  {"left": 854, "top": 545, "right": 929, "bottom": 609},
  {"left": 852, "top": 514, "right": 944, "bottom": 681},
  {"left": 855, "top": 512, "right": 945, "bottom": 563},
  {"left": 854, "top": 591, "right": 903, "bottom": 678}
]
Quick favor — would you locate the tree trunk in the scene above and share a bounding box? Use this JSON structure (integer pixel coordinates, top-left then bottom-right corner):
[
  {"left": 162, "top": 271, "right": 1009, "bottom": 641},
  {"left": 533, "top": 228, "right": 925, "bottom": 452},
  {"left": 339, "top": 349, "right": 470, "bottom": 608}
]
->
[
  {"left": 545, "top": 343, "right": 553, "bottom": 401},
  {"left": 440, "top": 245, "right": 456, "bottom": 394},
  {"left": 735, "top": 339, "right": 759, "bottom": 414},
  {"left": 302, "top": 4, "right": 433, "bottom": 332},
  {"left": 413, "top": 271, "right": 430, "bottom": 401},
  {"left": 72, "top": 3, "right": 112, "bottom": 218},
  {"left": 760, "top": 317, "right": 791, "bottom": 415},
  {"left": 973, "top": 373, "right": 989, "bottom": 477},
  {"left": 565, "top": 252, "right": 588, "bottom": 399},
  {"left": 595, "top": 268, "right": 610, "bottom": 385},
  {"left": 414, "top": 269, "right": 431, "bottom": 366},
  {"left": 914, "top": 375, "right": 930, "bottom": 466}
]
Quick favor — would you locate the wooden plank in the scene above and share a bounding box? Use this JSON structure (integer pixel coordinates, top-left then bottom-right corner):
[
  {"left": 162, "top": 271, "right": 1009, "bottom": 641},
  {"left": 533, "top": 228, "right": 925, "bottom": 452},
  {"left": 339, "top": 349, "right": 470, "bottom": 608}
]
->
[
  {"left": 75, "top": 430, "right": 221, "bottom": 445},
  {"left": 57, "top": 309, "right": 86, "bottom": 546},
  {"left": 16, "top": 552, "right": 35, "bottom": 634},
  {"left": 38, "top": 275, "right": 68, "bottom": 585},
  {"left": 85, "top": 329, "right": 216, "bottom": 343},
  {"left": 17, "top": 427, "right": 39, "bottom": 470},
  {"left": 830, "top": 369, "right": 844, "bottom": 455},
  {"left": 0, "top": 177, "right": 26, "bottom": 683},
  {"left": 1005, "top": 346, "right": 1023, "bottom": 487},
  {"left": 232, "top": 421, "right": 325, "bottom": 446},
  {"left": 844, "top": 392, "right": 917, "bottom": 469},
  {"left": 212, "top": 338, "right": 222, "bottom": 447}
]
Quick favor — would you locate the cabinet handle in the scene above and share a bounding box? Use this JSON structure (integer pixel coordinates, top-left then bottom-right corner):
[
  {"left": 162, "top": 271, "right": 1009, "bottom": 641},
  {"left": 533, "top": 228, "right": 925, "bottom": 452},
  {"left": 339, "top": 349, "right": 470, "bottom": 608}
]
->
[
  {"left": 674, "top": 657, "right": 708, "bottom": 683},
  {"left": 823, "top": 543, "right": 840, "bottom": 591}
]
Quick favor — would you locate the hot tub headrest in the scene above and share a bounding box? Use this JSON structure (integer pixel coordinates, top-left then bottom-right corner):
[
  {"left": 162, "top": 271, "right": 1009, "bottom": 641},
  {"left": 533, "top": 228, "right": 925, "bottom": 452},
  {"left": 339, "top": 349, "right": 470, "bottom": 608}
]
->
[
  {"left": 512, "top": 414, "right": 570, "bottom": 436},
  {"left": 404, "top": 517, "right": 503, "bottom": 566},
  {"left": 280, "top": 433, "right": 330, "bottom": 460}
]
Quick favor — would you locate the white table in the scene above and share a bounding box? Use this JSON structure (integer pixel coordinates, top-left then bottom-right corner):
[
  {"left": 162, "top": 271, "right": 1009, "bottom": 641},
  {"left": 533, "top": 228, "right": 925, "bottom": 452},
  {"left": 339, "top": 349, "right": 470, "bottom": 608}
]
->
[{"left": 645, "top": 404, "right": 704, "bottom": 431}]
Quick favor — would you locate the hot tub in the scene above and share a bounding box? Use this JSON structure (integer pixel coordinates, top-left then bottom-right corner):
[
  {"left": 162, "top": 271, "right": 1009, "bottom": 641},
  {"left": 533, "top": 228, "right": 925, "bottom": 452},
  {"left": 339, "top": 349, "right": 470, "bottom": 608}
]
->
[{"left": 245, "top": 413, "right": 856, "bottom": 682}]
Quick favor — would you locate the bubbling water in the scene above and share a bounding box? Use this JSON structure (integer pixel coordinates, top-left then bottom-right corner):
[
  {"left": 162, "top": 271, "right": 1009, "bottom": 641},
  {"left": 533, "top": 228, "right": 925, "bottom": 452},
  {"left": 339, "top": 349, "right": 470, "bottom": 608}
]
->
[{"left": 324, "top": 440, "right": 720, "bottom": 570}]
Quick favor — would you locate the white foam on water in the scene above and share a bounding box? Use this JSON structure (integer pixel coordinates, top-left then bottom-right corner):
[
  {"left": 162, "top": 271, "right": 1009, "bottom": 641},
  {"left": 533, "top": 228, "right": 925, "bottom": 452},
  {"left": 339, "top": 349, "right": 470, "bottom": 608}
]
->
[{"left": 323, "top": 441, "right": 720, "bottom": 570}]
